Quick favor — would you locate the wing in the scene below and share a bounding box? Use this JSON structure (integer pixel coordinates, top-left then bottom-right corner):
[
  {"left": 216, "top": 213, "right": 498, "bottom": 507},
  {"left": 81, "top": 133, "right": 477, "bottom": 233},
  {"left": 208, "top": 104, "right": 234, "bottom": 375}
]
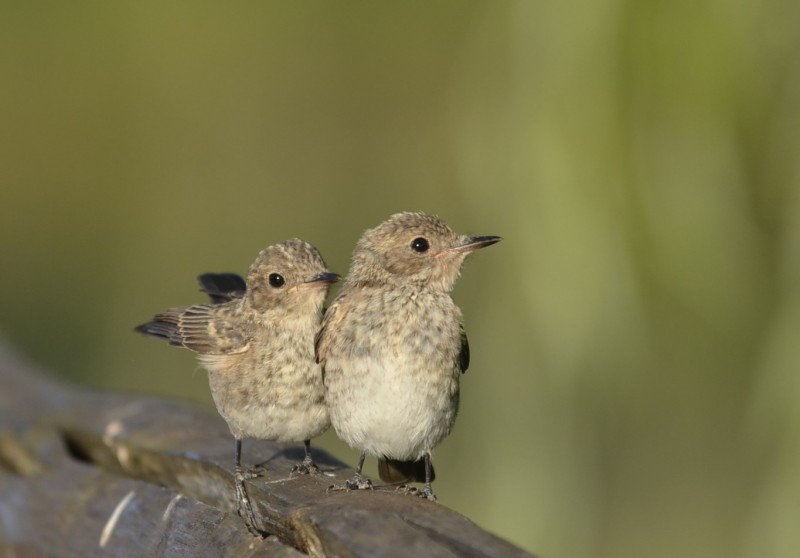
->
[
  {"left": 136, "top": 304, "right": 250, "bottom": 355},
  {"left": 458, "top": 325, "right": 470, "bottom": 374},
  {"left": 314, "top": 305, "right": 334, "bottom": 369},
  {"left": 197, "top": 273, "right": 247, "bottom": 304},
  {"left": 134, "top": 307, "right": 184, "bottom": 343},
  {"left": 314, "top": 291, "right": 350, "bottom": 381}
]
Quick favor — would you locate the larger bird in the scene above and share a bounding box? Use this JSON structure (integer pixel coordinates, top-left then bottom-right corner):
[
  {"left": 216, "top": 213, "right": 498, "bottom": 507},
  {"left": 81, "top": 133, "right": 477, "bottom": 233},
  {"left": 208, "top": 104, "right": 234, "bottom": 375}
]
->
[
  {"left": 316, "top": 212, "right": 500, "bottom": 500},
  {"left": 136, "top": 239, "right": 339, "bottom": 533}
]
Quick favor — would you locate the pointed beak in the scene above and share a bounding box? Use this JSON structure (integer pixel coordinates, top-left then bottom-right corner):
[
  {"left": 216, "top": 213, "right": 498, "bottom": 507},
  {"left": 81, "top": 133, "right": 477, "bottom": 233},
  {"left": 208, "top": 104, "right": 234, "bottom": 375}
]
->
[
  {"left": 449, "top": 235, "right": 502, "bottom": 254},
  {"left": 288, "top": 271, "right": 340, "bottom": 293},
  {"left": 302, "top": 271, "right": 341, "bottom": 288}
]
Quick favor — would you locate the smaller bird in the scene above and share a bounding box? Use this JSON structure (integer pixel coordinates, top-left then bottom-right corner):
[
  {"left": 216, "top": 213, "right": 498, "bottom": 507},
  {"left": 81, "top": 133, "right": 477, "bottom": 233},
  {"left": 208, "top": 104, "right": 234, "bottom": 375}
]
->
[
  {"left": 136, "top": 239, "right": 339, "bottom": 534},
  {"left": 316, "top": 212, "right": 500, "bottom": 500}
]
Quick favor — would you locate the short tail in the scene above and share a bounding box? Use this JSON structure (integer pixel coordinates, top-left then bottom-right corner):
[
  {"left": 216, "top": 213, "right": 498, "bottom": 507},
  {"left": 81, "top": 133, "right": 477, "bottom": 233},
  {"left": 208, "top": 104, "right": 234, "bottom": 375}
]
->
[
  {"left": 197, "top": 273, "right": 246, "bottom": 303},
  {"left": 377, "top": 457, "right": 435, "bottom": 484}
]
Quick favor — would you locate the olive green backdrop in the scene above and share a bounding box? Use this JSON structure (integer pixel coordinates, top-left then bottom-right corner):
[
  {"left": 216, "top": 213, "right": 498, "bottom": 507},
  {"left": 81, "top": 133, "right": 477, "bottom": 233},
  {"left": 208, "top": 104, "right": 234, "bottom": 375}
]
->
[{"left": 2, "top": 2, "right": 799, "bottom": 557}]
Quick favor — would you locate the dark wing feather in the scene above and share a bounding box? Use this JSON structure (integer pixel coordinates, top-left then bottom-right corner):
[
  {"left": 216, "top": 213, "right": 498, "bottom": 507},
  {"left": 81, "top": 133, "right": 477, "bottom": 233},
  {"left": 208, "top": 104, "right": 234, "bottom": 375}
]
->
[
  {"left": 197, "top": 273, "right": 247, "bottom": 303},
  {"left": 458, "top": 326, "right": 470, "bottom": 374},
  {"left": 135, "top": 308, "right": 183, "bottom": 345}
]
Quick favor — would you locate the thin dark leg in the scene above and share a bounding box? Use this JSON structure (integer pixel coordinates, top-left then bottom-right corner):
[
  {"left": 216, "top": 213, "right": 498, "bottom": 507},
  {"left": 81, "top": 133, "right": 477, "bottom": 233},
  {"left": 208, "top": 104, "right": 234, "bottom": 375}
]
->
[
  {"left": 233, "top": 437, "right": 262, "bottom": 536},
  {"left": 421, "top": 452, "right": 436, "bottom": 501},
  {"left": 398, "top": 452, "right": 437, "bottom": 501},
  {"left": 327, "top": 450, "right": 373, "bottom": 492},
  {"left": 355, "top": 451, "right": 366, "bottom": 476},
  {"left": 291, "top": 439, "right": 321, "bottom": 475}
]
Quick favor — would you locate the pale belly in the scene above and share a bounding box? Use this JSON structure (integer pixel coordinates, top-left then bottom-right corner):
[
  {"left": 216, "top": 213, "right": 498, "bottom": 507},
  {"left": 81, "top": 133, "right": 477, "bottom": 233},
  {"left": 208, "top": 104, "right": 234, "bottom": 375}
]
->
[
  {"left": 202, "top": 353, "right": 330, "bottom": 443},
  {"left": 326, "top": 354, "right": 460, "bottom": 460}
]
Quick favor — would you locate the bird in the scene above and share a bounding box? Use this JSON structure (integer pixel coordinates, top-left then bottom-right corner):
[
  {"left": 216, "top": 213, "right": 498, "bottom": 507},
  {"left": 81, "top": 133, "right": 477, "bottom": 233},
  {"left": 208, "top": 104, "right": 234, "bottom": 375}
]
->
[
  {"left": 135, "top": 239, "right": 339, "bottom": 534},
  {"left": 315, "top": 212, "right": 500, "bottom": 500}
]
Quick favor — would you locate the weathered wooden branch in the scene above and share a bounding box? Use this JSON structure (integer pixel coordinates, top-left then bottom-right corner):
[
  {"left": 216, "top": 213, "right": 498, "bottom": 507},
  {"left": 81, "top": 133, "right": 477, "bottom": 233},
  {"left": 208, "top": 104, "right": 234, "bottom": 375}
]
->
[{"left": 0, "top": 341, "right": 534, "bottom": 557}]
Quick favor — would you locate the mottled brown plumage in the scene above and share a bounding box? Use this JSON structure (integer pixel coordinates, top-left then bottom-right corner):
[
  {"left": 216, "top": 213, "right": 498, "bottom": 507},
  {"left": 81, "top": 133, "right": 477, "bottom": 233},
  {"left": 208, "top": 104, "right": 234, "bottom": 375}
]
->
[
  {"left": 316, "top": 212, "right": 499, "bottom": 500},
  {"left": 136, "top": 239, "right": 339, "bottom": 534}
]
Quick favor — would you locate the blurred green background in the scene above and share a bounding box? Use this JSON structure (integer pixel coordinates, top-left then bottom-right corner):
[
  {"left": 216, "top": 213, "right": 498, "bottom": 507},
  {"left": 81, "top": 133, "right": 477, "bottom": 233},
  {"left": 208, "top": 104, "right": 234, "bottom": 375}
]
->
[{"left": 2, "top": 2, "right": 799, "bottom": 556}]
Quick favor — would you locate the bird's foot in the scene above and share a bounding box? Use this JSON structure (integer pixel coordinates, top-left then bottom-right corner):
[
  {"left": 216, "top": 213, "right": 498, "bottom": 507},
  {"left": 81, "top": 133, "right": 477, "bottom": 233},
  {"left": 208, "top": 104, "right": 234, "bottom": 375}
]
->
[
  {"left": 291, "top": 456, "right": 321, "bottom": 476},
  {"left": 243, "top": 464, "right": 267, "bottom": 479},
  {"left": 397, "top": 484, "right": 437, "bottom": 502},
  {"left": 327, "top": 474, "right": 374, "bottom": 493}
]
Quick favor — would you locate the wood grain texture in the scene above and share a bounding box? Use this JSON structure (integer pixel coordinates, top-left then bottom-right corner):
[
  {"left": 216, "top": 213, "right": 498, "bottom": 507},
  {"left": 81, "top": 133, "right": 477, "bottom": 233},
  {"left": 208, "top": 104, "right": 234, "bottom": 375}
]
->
[{"left": 0, "top": 341, "right": 535, "bottom": 557}]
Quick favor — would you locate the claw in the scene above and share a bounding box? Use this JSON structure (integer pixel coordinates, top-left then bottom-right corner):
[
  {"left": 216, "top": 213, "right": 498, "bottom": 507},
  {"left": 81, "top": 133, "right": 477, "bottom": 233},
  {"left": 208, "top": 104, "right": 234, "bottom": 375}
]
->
[
  {"left": 397, "top": 484, "right": 437, "bottom": 502},
  {"left": 291, "top": 456, "right": 321, "bottom": 476},
  {"left": 327, "top": 474, "right": 374, "bottom": 492},
  {"left": 244, "top": 465, "right": 266, "bottom": 479}
]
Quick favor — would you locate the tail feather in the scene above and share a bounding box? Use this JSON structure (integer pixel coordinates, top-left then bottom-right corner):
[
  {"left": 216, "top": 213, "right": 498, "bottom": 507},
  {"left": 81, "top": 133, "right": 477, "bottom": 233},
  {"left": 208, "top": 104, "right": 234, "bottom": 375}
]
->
[
  {"left": 377, "top": 457, "right": 435, "bottom": 484},
  {"left": 197, "top": 273, "right": 246, "bottom": 303}
]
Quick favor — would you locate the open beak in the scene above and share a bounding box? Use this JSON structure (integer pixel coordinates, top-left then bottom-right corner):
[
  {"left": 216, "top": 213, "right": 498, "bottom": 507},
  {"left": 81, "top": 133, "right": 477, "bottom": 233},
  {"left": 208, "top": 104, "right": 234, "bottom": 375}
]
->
[{"left": 449, "top": 235, "right": 502, "bottom": 254}]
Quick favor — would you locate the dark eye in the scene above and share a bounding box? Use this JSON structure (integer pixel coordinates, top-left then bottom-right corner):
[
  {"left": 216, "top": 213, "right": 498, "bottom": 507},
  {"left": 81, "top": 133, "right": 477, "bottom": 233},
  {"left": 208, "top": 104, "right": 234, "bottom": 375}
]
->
[
  {"left": 411, "top": 237, "right": 429, "bottom": 253},
  {"left": 268, "top": 273, "right": 285, "bottom": 288}
]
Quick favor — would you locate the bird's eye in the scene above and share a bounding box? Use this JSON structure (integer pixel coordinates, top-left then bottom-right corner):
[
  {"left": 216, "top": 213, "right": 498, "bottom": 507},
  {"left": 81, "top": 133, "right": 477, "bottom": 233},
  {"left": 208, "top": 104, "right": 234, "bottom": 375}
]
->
[
  {"left": 268, "top": 273, "right": 285, "bottom": 288},
  {"left": 411, "top": 237, "right": 430, "bottom": 253}
]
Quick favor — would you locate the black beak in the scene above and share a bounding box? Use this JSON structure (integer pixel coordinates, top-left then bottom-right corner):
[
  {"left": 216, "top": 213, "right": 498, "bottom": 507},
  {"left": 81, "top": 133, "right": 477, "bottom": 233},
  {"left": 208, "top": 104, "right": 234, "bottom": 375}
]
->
[
  {"left": 304, "top": 271, "right": 341, "bottom": 286},
  {"left": 451, "top": 235, "right": 502, "bottom": 254}
]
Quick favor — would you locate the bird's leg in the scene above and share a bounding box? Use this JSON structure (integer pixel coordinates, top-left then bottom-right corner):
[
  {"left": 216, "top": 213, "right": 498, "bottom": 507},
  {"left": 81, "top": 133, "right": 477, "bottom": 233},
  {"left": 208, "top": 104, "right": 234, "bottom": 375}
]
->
[
  {"left": 347, "top": 450, "right": 373, "bottom": 490},
  {"left": 399, "top": 452, "right": 437, "bottom": 501},
  {"left": 291, "top": 439, "right": 321, "bottom": 475},
  {"left": 419, "top": 452, "right": 437, "bottom": 501},
  {"left": 328, "top": 451, "right": 374, "bottom": 492},
  {"left": 233, "top": 438, "right": 264, "bottom": 536}
]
